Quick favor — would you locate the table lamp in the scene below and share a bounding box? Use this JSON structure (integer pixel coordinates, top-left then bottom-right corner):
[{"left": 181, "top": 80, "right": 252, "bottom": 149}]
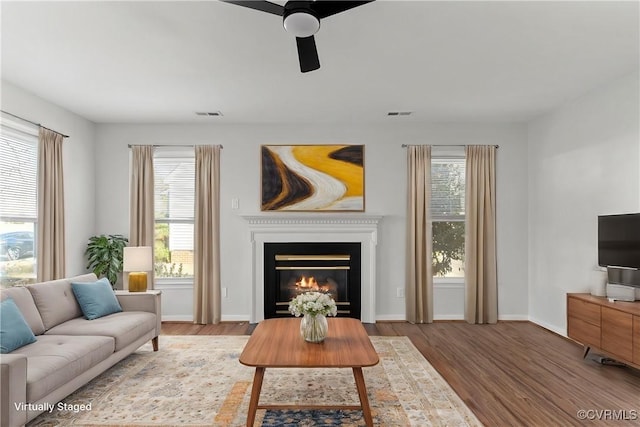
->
[{"left": 123, "top": 246, "right": 152, "bottom": 292}]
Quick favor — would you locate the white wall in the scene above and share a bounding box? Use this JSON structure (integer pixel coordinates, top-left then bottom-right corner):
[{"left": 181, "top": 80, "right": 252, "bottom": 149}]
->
[
  {"left": 527, "top": 71, "right": 640, "bottom": 334},
  {"left": 1, "top": 81, "right": 96, "bottom": 277},
  {"left": 94, "top": 122, "right": 529, "bottom": 321},
  {"left": 5, "top": 70, "right": 638, "bottom": 328}
]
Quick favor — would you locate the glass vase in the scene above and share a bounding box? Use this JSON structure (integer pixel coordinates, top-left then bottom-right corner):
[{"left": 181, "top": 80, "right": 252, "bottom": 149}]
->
[{"left": 300, "top": 313, "right": 328, "bottom": 343}]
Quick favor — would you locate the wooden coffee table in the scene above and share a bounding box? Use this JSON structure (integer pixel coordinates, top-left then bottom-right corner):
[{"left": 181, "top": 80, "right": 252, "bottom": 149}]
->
[{"left": 239, "top": 317, "right": 379, "bottom": 426}]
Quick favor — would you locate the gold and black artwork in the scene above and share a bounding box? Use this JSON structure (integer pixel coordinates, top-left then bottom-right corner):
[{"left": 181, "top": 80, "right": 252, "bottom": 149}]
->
[{"left": 261, "top": 145, "right": 364, "bottom": 211}]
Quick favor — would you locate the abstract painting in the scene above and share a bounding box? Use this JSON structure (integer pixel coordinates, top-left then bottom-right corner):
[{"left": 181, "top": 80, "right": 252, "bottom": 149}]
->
[{"left": 261, "top": 145, "right": 364, "bottom": 211}]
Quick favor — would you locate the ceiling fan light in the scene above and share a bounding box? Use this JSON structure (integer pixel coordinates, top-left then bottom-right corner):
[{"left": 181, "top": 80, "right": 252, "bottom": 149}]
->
[{"left": 283, "top": 12, "right": 320, "bottom": 38}]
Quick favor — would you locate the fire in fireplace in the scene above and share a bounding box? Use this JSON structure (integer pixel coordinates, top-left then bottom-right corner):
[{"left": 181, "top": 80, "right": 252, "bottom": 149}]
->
[{"left": 264, "top": 242, "right": 361, "bottom": 319}]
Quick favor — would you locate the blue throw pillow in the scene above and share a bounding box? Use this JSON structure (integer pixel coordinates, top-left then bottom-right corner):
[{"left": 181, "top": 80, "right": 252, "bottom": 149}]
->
[
  {"left": 71, "top": 278, "right": 123, "bottom": 320},
  {"left": 0, "top": 297, "right": 37, "bottom": 353}
]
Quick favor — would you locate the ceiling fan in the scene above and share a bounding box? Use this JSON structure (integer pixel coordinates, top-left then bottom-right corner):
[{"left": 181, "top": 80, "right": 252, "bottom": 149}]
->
[{"left": 221, "top": 1, "right": 374, "bottom": 73}]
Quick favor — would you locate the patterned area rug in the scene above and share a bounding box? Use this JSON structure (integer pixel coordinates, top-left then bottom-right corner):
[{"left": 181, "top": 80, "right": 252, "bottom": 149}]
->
[{"left": 28, "top": 335, "right": 481, "bottom": 426}]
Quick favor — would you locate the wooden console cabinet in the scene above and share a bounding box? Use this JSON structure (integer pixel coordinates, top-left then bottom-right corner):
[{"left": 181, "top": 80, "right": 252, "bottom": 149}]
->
[{"left": 567, "top": 293, "right": 640, "bottom": 369}]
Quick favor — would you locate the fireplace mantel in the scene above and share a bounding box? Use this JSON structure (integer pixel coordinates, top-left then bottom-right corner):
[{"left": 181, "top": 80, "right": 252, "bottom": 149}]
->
[
  {"left": 242, "top": 215, "right": 382, "bottom": 323},
  {"left": 242, "top": 214, "right": 382, "bottom": 227}
]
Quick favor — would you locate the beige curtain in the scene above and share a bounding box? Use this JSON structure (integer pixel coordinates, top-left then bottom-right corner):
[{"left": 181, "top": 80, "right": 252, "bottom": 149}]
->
[
  {"left": 406, "top": 145, "right": 433, "bottom": 323},
  {"left": 37, "top": 128, "right": 65, "bottom": 281},
  {"left": 129, "top": 145, "right": 155, "bottom": 288},
  {"left": 193, "top": 145, "right": 221, "bottom": 324},
  {"left": 464, "top": 145, "right": 498, "bottom": 324}
]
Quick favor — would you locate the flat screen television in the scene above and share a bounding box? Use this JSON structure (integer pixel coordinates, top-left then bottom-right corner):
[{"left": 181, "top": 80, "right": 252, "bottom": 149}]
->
[{"left": 598, "top": 213, "right": 640, "bottom": 269}]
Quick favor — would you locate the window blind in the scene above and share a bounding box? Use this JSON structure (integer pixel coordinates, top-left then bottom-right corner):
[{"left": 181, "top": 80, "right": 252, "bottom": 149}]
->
[
  {"left": 154, "top": 151, "right": 195, "bottom": 221},
  {"left": 431, "top": 158, "right": 465, "bottom": 220},
  {"left": 154, "top": 149, "right": 195, "bottom": 254},
  {"left": 0, "top": 121, "right": 38, "bottom": 220}
]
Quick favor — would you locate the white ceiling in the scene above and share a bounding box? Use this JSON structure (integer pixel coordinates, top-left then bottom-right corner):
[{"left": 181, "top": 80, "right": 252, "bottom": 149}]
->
[{"left": 1, "top": 0, "right": 638, "bottom": 124}]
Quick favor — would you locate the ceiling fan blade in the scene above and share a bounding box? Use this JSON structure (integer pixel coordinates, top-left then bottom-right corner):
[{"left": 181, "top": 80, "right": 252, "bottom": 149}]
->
[
  {"left": 310, "top": 1, "right": 374, "bottom": 19},
  {"left": 220, "top": 0, "right": 284, "bottom": 16},
  {"left": 296, "top": 36, "right": 320, "bottom": 73}
]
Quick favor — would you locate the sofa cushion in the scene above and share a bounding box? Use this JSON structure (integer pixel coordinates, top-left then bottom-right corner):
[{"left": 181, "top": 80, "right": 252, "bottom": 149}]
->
[
  {"left": 16, "top": 334, "right": 114, "bottom": 402},
  {"left": 0, "top": 298, "right": 37, "bottom": 353},
  {"left": 45, "top": 311, "right": 157, "bottom": 352},
  {"left": 0, "top": 286, "right": 45, "bottom": 335},
  {"left": 71, "top": 278, "right": 122, "bottom": 320},
  {"left": 27, "top": 273, "right": 98, "bottom": 330}
]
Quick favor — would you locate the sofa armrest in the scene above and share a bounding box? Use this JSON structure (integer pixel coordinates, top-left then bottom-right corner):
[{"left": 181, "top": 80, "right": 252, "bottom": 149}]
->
[
  {"left": 1, "top": 353, "right": 28, "bottom": 427},
  {"left": 115, "top": 291, "right": 162, "bottom": 340}
]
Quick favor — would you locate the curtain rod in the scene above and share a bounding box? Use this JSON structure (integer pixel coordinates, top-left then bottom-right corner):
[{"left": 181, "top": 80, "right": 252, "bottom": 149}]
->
[
  {"left": 128, "top": 144, "right": 223, "bottom": 149},
  {"left": 401, "top": 144, "right": 499, "bottom": 148},
  {"left": 1, "top": 110, "right": 69, "bottom": 138}
]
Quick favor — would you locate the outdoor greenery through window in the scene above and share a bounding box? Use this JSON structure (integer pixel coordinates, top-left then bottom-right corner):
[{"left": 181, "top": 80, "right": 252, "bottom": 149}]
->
[
  {"left": 154, "top": 148, "right": 194, "bottom": 280},
  {"left": 0, "top": 117, "right": 38, "bottom": 288},
  {"left": 431, "top": 157, "right": 465, "bottom": 278}
]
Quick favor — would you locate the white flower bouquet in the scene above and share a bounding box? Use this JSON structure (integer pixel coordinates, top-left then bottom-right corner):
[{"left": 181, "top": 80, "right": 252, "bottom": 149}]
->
[{"left": 288, "top": 291, "right": 338, "bottom": 317}]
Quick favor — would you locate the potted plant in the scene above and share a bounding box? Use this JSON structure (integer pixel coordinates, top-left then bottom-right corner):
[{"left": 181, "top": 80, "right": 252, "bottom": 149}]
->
[{"left": 85, "top": 234, "right": 128, "bottom": 289}]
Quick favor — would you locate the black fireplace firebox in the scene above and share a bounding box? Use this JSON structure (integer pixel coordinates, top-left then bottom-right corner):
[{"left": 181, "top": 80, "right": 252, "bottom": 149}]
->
[{"left": 264, "top": 242, "right": 361, "bottom": 319}]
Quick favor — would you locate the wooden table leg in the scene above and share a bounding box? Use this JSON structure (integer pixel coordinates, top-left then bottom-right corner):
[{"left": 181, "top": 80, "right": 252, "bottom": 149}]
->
[
  {"left": 352, "top": 367, "right": 374, "bottom": 427},
  {"left": 246, "top": 367, "right": 265, "bottom": 427}
]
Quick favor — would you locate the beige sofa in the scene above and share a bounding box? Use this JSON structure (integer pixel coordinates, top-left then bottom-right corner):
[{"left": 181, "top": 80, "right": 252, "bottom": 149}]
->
[{"left": 0, "top": 273, "right": 161, "bottom": 427}]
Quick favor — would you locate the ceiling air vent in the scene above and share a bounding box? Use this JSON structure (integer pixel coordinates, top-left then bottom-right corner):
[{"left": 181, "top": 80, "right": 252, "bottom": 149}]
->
[
  {"left": 195, "top": 111, "right": 223, "bottom": 117},
  {"left": 387, "top": 111, "right": 412, "bottom": 116}
]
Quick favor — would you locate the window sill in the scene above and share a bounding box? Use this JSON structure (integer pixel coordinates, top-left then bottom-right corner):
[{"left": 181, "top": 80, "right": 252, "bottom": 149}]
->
[
  {"left": 433, "top": 278, "right": 464, "bottom": 289},
  {"left": 154, "top": 279, "right": 194, "bottom": 289}
]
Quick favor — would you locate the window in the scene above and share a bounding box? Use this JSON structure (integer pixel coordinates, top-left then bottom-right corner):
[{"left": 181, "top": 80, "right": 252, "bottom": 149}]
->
[
  {"left": 154, "top": 148, "right": 195, "bottom": 280},
  {"left": 431, "top": 156, "right": 465, "bottom": 278},
  {"left": 0, "top": 117, "right": 38, "bottom": 288}
]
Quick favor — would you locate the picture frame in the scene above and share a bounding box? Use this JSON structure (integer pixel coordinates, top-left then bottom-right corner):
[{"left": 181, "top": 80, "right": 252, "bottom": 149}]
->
[{"left": 261, "top": 144, "right": 364, "bottom": 212}]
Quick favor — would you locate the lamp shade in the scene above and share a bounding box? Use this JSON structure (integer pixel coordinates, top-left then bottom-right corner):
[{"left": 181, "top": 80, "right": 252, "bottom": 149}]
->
[{"left": 123, "top": 246, "right": 152, "bottom": 272}]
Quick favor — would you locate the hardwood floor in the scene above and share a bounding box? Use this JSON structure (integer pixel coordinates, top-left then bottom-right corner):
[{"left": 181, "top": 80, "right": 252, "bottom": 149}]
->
[{"left": 161, "top": 321, "right": 640, "bottom": 426}]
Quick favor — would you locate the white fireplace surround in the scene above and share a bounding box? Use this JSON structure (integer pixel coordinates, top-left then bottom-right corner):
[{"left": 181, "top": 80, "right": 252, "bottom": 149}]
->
[{"left": 242, "top": 215, "right": 382, "bottom": 323}]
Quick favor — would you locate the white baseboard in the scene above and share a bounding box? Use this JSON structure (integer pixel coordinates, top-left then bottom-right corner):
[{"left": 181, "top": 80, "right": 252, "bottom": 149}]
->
[
  {"left": 434, "top": 314, "right": 464, "bottom": 320},
  {"left": 162, "top": 314, "right": 252, "bottom": 322},
  {"left": 375, "top": 314, "right": 405, "bottom": 321},
  {"left": 161, "top": 315, "right": 193, "bottom": 322},
  {"left": 221, "top": 314, "right": 251, "bottom": 322},
  {"left": 528, "top": 316, "right": 565, "bottom": 337},
  {"left": 163, "top": 313, "right": 533, "bottom": 324},
  {"left": 347, "top": 314, "right": 532, "bottom": 322},
  {"left": 498, "top": 314, "right": 529, "bottom": 321},
  {"left": 376, "top": 314, "right": 529, "bottom": 322}
]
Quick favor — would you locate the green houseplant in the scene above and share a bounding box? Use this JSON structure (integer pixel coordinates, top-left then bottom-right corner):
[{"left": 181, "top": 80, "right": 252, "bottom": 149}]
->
[{"left": 85, "top": 234, "right": 128, "bottom": 289}]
